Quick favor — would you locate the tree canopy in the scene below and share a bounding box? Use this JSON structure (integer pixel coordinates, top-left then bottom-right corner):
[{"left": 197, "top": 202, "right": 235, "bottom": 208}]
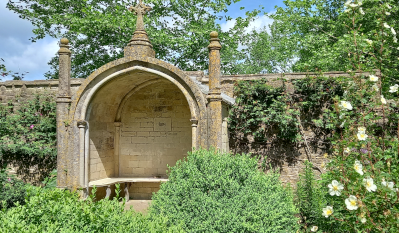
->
[
  {"left": 242, "top": 0, "right": 398, "bottom": 79},
  {"left": 7, "top": 0, "right": 260, "bottom": 79}
]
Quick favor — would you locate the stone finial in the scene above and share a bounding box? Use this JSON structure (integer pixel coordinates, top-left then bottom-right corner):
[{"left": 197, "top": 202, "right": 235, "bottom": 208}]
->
[
  {"left": 124, "top": 0, "right": 155, "bottom": 58},
  {"left": 58, "top": 38, "right": 71, "bottom": 55},
  {"left": 208, "top": 31, "right": 222, "bottom": 51},
  {"left": 129, "top": 0, "right": 152, "bottom": 31}
]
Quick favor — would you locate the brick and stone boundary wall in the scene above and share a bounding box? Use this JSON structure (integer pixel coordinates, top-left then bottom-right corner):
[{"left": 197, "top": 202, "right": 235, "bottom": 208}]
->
[
  {"left": 0, "top": 71, "right": 368, "bottom": 185},
  {"left": 0, "top": 71, "right": 360, "bottom": 104}
]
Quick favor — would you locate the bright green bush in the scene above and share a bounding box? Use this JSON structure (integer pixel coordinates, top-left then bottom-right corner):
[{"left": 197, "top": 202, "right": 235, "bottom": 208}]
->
[
  {"left": 149, "top": 149, "right": 299, "bottom": 233},
  {"left": 0, "top": 186, "right": 185, "bottom": 233},
  {"left": 0, "top": 167, "right": 27, "bottom": 209}
]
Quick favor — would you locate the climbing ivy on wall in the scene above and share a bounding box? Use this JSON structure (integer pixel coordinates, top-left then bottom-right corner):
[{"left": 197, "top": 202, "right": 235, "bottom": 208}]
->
[
  {"left": 228, "top": 75, "right": 346, "bottom": 149},
  {"left": 0, "top": 93, "right": 57, "bottom": 184},
  {"left": 228, "top": 79, "right": 300, "bottom": 143}
]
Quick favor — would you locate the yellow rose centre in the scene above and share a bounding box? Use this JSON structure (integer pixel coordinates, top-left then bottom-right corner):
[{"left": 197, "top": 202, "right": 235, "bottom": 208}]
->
[
  {"left": 343, "top": 103, "right": 348, "bottom": 108},
  {"left": 355, "top": 165, "right": 359, "bottom": 170},
  {"left": 326, "top": 209, "right": 332, "bottom": 215},
  {"left": 366, "top": 182, "right": 371, "bottom": 187},
  {"left": 333, "top": 186, "right": 338, "bottom": 191},
  {"left": 350, "top": 200, "right": 357, "bottom": 206}
]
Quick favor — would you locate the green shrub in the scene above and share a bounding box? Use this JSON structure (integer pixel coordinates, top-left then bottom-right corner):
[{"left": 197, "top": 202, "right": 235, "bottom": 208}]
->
[
  {"left": 0, "top": 93, "right": 57, "bottom": 184},
  {"left": 0, "top": 166, "right": 27, "bottom": 209},
  {"left": 0, "top": 185, "right": 185, "bottom": 233},
  {"left": 149, "top": 149, "right": 299, "bottom": 233},
  {"left": 295, "top": 161, "right": 327, "bottom": 232}
]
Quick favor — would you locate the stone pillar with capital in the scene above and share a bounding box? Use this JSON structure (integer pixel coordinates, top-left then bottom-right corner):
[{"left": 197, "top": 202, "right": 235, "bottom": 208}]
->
[
  {"left": 207, "top": 31, "right": 223, "bottom": 150},
  {"left": 57, "top": 38, "right": 72, "bottom": 189}
]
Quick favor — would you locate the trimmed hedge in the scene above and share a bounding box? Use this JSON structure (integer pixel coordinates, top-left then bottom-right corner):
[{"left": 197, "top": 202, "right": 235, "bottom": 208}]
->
[
  {"left": 0, "top": 186, "right": 184, "bottom": 233},
  {"left": 149, "top": 149, "right": 299, "bottom": 232}
]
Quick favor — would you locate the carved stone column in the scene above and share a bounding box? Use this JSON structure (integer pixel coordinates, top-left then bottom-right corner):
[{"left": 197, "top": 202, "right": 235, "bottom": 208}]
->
[
  {"left": 114, "top": 122, "right": 122, "bottom": 176},
  {"left": 190, "top": 119, "right": 198, "bottom": 149},
  {"left": 207, "top": 31, "right": 223, "bottom": 150},
  {"left": 77, "top": 121, "right": 87, "bottom": 187},
  {"left": 56, "top": 38, "right": 72, "bottom": 189}
]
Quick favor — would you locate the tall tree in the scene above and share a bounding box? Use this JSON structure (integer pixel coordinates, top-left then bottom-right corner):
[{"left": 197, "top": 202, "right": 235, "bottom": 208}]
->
[
  {"left": 242, "top": 0, "right": 398, "bottom": 80},
  {"left": 7, "top": 0, "right": 259, "bottom": 79}
]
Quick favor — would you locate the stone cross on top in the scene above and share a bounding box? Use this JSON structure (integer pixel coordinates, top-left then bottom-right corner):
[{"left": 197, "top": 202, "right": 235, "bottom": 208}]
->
[{"left": 129, "top": 0, "right": 152, "bottom": 31}]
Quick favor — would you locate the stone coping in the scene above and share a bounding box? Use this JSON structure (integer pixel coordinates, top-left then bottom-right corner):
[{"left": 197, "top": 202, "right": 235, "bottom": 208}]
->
[
  {"left": 88, "top": 177, "right": 169, "bottom": 187},
  {"left": 0, "top": 70, "right": 379, "bottom": 86}
]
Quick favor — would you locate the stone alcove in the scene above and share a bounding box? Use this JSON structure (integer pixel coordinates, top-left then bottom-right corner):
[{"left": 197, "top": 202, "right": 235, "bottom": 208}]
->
[{"left": 56, "top": 0, "right": 229, "bottom": 200}]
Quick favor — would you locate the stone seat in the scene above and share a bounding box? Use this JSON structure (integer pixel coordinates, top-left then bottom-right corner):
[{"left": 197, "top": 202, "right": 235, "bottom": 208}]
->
[{"left": 88, "top": 177, "right": 168, "bottom": 201}]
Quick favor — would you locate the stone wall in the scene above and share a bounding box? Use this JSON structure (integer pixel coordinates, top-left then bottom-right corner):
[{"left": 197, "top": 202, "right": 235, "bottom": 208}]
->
[
  {"left": 119, "top": 80, "right": 191, "bottom": 179},
  {"left": 0, "top": 79, "right": 84, "bottom": 104},
  {"left": 0, "top": 71, "right": 367, "bottom": 186}
]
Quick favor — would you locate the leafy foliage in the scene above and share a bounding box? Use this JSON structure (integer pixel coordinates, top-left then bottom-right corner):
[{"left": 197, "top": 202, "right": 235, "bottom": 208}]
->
[
  {"left": 228, "top": 79, "right": 301, "bottom": 144},
  {"left": 242, "top": 0, "right": 398, "bottom": 79},
  {"left": 150, "top": 149, "right": 299, "bottom": 233},
  {"left": 7, "top": 0, "right": 260, "bottom": 79},
  {"left": 295, "top": 161, "right": 327, "bottom": 232},
  {"left": 0, "top": 185, "right": 184, "bottom": 232},
  {"left": 228, "top": 75, "right": 346, "bottom": 150},
  {"left": 0, "top": 93, "right": 57, "bottom": 184},
  {"left": 0, "top": 166, "right": 27, "bottom": 210},
  {"left": 294, "top": 1, "right": 399, "bottom": 232}
]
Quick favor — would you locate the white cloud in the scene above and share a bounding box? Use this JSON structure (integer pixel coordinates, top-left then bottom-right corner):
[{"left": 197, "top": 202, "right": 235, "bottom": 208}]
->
[
  {"left": 3, "top": 39, "right": 58, "bottom": 81},
  {"left": 221, "top": 12, "right": 275, "bottom": 34},
  {"left": 0, "top": 0, "right": 59, "bottom": 81}
]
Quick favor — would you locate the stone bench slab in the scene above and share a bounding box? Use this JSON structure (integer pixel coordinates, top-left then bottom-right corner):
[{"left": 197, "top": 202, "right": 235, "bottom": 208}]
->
[
  {"left": 88, "top": 177, "right": 168, "bottom": 201},
  {"left": 89, "top": 177, "right": 169, "bottom": 187}
]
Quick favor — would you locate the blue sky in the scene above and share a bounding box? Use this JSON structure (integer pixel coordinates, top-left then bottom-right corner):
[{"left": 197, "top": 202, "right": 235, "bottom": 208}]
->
[{"left": 0, "top": 0, "right": 286, "bottom": 81}]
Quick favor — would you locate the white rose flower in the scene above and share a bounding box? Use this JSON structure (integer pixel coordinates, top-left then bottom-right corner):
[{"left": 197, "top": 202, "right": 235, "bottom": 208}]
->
[
  {"left": 328, "top": 180, "right": 344, "bottom": 196},
  {"left": 369, "top": 75, "right": 378, "bottom": 82},
  {"left": 382, "top": 180, "right": 397, "bottom": 191},
  {"left": 345, "top": 195, "right": 359, "bottom": 210},
  {"left": 363, "top": 177, "right": 377, "bottom": 192},
  {"left": 387, "top": 4, "right": 392, "bottom": 9},
  {"left": 358, "top": 126, "right": 366, "bottom": 134},
  {"left": 365, "top": 39, "right": 373, "bottom": 45},
  {"left": 381, "top": 95, "right": 387, "bottom": 104},
  {"left": 357, "top": 132, "right": 368, "bottom": 141},
  {"left": 391, "top": 28, "right": 397, "bottom": 35},
  {"left": 359, "top": 7, "right": 365, "bottom": 15},
  {"left": 372, "top": 84, "right": 379, "bottom": 91},
  {"left": 385, "top": 12, "right": 391, "bottom": 15},
  {"left": 394, "top": 37, "right": 398, "bottom": 43},
  {"left": 311, "top": 226, "right": 318, "bottom": 232},
  {"left": 384, "top": 23, "right": 390, "bottom": 29},
  {"left": 344, "top": 0, "right": 352, "bottom": 7},
  {"left": 322, "top": 206, "right": 334, "bottom": 218},
  {"left": 354, "top": 160, "right": 364, "bottom": 175},
  {"left": 361, "top": 217, "right": 367, "bottom": 223},
  {"left": 349, "top": 3, "right": 358, "bottom": 7},
  {"left": 339, "top": 101, "right": 353, "bottom": 110},
  {"left": 382, "top": 179, "right": 387, "bottom": 186},
  {"left": 389, "top": 84, "right": 398, "bottom": 93},
  {"left": 344, "top": 9, "right": 351, "bottom": 13},
  {"left": 387, "top": 182, "right": 395, "bottom": 190},
  {"left": 344, "top": 147, "right": 351, "bottom": 153}
]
